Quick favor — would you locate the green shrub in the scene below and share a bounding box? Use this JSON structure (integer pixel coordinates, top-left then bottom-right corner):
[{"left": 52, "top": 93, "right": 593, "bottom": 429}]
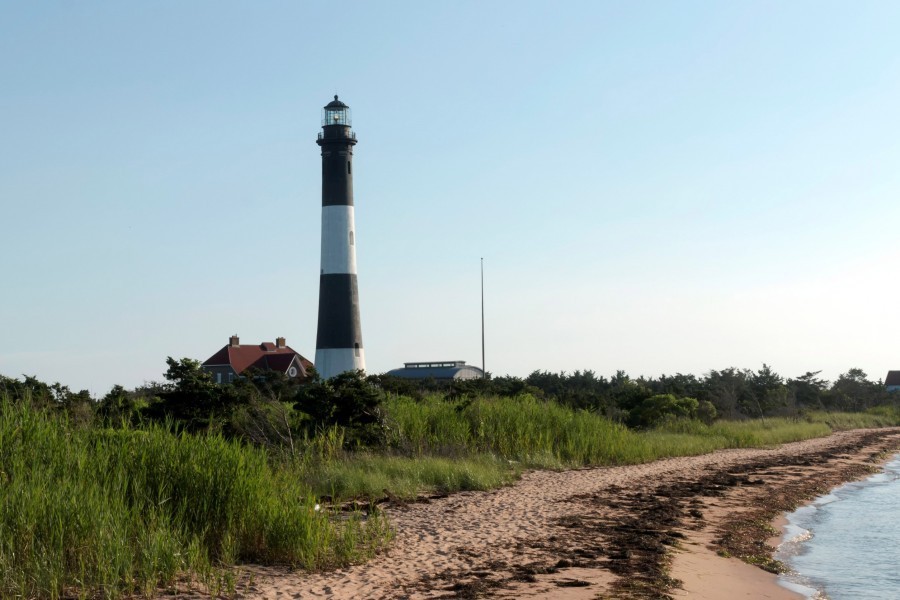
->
[
  {"left": 295, "top": 371, "right": 387, "bottom": 447},
  {"left": 627, "top": 394, "right": 699, "bottom": 428}
]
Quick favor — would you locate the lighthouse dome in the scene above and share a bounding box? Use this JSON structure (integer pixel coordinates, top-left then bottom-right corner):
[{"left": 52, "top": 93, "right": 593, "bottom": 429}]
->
[{"left": 325, "top": 95, "right": 349, "bottom": 109}]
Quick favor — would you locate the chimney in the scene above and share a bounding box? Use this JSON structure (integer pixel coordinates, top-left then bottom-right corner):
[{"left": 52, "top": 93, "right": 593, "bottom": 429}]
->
[
  {"left": 229, "top": 335, "right": 240, "bottom": 347},
  {"left": 275, "top": 337, "right": 286, "bottom": 349}
]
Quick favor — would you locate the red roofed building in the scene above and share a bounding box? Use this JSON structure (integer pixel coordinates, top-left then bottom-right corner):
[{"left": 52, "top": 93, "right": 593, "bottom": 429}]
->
[{"left": 201, "top": 335, "right": 314, "bottom": 384}]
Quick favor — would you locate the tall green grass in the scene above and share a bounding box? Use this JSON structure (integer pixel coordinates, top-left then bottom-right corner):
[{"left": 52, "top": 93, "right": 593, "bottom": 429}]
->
[
  {"left": 805, "top": 407, "right": 900, "bottom": 430},
  {"left": 4, "top": 389, "right": 893, "bottom": 598},
  {"left": 386, "top": 394, "right": 645, "bottom": 467},
  {"left": 381, "top": 394, "right": 835, "bottom": 470},
  {"left": 302, "top": 454, "right": 519, "bottom": 500},
  {"left": 298, "top": 394, "right": 840, "bottom": 503},
  {"left": 0, "top": 397, "right": 390, "bottom": 599},
  {"left": 638, "top": 418, "right": 835, "bottom": 460}
]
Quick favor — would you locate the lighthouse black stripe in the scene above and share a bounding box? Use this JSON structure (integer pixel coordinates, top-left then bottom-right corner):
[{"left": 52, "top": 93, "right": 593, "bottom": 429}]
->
[
  {"left": 315, "top": 273, "right": 363, "bottom": 349},
  {"left": 321, "top": 153, "right": 353, "bottom": 206}
]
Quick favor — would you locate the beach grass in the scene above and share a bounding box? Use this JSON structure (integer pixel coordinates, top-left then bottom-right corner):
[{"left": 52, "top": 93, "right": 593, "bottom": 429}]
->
[
  {"left": 652, "top": 417, "right": 833, "bottom": 448},
  {"left": 302, "top": 454, "right": 520, "bottom": 500},
  {"left": 805, "top": 407, "right": 900, "bottom": 430},
  {"left": 384, "top": 393, "right": 644, "bottom": 467},
  {"left": 382, "top": 394, "right": 835, "bottom": 468},
  {"left": 3, "top": 388, "right": 896, "bottom": 598},
  {"left": 0, "top": 395, "right": 390, "bottom": 600},
  {"left": 304, "top": 395, "right": 844, "bottom": 502},
  {"left": 264, "top": 403, "right": 898, "bottom": 498}
]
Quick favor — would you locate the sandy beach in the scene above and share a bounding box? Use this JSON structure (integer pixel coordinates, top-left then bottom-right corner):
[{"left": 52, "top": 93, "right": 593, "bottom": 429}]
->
[{"left": 220, "top": 428, "right": 900, "bottom": 599}]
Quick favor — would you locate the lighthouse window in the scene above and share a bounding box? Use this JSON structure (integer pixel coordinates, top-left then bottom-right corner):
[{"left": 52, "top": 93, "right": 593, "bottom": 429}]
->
[
  {"left": 347, "top": 161, "right": 351, "bottom": 174},
  {"left": 349, "top": 231, "right": 354, "bottom": 245},
  {"left": 354, "top": 343, "right": 360, "bottom": 357}
]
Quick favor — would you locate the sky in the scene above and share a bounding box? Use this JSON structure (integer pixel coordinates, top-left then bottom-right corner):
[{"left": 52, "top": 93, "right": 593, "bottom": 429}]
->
[{"left": 2, "top": 1, "right": 899, "bottom": 394}]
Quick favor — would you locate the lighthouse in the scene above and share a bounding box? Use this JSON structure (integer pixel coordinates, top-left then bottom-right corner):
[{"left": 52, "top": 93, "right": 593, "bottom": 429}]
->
[{"left": 314, "top": 95, "right": 365, "bottom": 379}]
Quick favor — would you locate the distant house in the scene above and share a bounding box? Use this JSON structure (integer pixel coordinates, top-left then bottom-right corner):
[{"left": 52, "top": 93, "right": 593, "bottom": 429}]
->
[
  {"left": 886, "top": 371, "right": 900, "bottom": 392},
  {"left": 201, "top": 335, "right": 314, "bottom": 384},
  {"left": 386, "top": 360, "right": 484, "bottom": 381}
]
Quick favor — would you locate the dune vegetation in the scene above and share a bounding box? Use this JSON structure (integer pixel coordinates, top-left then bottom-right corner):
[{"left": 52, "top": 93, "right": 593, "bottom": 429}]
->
[
  {"left": 0, "top": 396, "right": 390, "bottom": 600},
  {"left": 2, "top": 364, "right": 899, "bottom": 598}
]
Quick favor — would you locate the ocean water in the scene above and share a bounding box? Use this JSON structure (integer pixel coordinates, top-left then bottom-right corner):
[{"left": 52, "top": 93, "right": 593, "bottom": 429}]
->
[{"left": 776, "top": 453, "right": 900, "bottom": 599}]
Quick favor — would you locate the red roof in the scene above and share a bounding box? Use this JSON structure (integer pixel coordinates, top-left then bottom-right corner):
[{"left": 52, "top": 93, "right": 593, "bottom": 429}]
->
[{"left": 203, "top": 342, "right": 314, "bottom": 377}]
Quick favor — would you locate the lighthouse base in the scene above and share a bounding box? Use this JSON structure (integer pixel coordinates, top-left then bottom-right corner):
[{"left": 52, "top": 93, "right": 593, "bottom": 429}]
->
[{"left": 314, "top": 348, "right": 366, "bottom": 380}]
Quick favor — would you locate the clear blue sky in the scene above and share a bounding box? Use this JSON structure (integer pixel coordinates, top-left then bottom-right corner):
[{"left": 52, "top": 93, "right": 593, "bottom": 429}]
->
[{"left": 2, "top": 1, "right": 899, "bottom": 394}]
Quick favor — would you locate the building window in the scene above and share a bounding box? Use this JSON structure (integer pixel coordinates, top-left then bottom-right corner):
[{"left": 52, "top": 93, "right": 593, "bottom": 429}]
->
[
  {"left": 347, "top": 161, "right": 351, "bottom": 174},
  {"left": 228, "top": 373, "right": 234, "bottom": 383},
  {"left": 355, "top": 343, "right": 360, "bottom": 357},
  {"left": 216, "top": 373, "right": 222, "bottom": 384},
  {"left": 349, "top": 231, "right": 354, "bottom": 245}
]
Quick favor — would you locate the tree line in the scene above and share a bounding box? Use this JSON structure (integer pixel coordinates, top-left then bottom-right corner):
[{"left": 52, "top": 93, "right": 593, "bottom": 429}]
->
[
  {"left": 1, "top": 361, "right": 897, "bottom": 444},
  {"left": 374, "top": 365, "right": 898, "bottom": 424}
]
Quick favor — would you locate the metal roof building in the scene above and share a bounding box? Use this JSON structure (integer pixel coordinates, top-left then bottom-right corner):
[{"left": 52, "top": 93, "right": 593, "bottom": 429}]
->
[
  {"left": 886, "top": 370, "right": 900, "bottom": 392},
  {"left": 386, "top": 361, "right": 484, "bottom": 380}
]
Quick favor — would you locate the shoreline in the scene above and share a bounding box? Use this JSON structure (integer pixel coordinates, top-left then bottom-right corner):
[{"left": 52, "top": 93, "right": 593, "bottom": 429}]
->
[
  {"left": 219, "top": 428, "right": 900, "bottom": 599},
  {"left": 671, "top": 429, "right": 900, "bottom": 600}
]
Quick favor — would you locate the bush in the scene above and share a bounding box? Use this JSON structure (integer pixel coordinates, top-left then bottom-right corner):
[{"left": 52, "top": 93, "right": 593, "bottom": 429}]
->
[
  {"left": 295, "top": 371, "right": 387, "bottom": 446},
  {"left": 628, "top": 394, "right": 700, "bottom": 428},
  {"left": 697, "top": 400, "right": 717, "bottom": 424}
]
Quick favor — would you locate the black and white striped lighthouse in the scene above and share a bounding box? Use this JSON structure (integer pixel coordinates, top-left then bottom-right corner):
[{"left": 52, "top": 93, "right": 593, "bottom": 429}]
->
[{"left": 314, "top": 95, "right": 365, "bottom": 379}]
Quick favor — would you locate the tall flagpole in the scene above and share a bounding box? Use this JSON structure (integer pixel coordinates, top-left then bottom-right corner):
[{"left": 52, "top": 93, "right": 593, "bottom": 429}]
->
[{"left": 481, "top": 257, "right": 485, "bottom": 379}]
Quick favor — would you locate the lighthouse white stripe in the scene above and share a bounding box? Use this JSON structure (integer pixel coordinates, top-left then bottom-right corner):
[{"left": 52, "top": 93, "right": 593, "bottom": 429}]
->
[
  {"left": 314, "top": 348, "right": 366, "bottom": 379},
  {"left": 320, "top": 205, "right": 358, "bottom": 275}
]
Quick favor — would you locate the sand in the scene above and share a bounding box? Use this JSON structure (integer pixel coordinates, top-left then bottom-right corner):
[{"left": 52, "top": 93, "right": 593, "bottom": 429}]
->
[{"left": 220, "top": 428, "right": 900, "bottom": 599}]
